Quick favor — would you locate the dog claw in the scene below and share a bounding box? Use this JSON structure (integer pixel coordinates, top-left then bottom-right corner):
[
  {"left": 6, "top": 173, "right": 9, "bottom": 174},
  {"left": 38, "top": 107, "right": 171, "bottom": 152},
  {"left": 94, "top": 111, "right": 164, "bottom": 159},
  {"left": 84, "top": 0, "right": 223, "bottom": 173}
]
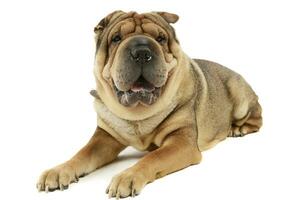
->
[
  {"left": 116, "top": 192, "right": 120, "bottom": 200},
  {"left": 37, "top": 183, "right": 42, "bottom": 192},
  {"left": 73, "top": 175, "right": 79, "bottom": 183},
  {"left": 108, "top": 190, "right": 113, "bottom": 198},
  {"left": 131, "top": 189, "right": 136, "bottom": 197},
  {"left": 45, "top": 185, "right": 49, "bottom": 193}
]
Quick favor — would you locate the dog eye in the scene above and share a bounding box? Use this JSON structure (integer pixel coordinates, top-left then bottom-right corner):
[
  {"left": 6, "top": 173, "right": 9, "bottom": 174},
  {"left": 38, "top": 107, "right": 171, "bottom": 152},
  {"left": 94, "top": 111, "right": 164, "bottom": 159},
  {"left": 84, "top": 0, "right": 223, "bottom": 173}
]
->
[
  {"left": 112, "top": 34, "right": 122, "bottom": 43},
  {"left": 156, "top": 35, "right": 166, "bottom": 43}
]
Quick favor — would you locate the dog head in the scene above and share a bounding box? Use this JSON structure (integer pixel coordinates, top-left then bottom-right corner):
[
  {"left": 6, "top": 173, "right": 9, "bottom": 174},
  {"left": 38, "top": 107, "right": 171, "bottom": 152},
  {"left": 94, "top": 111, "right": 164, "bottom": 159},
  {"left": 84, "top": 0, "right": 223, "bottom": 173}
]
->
[{"left": 94, "top": 11, "right": 185, "bottom": 119}]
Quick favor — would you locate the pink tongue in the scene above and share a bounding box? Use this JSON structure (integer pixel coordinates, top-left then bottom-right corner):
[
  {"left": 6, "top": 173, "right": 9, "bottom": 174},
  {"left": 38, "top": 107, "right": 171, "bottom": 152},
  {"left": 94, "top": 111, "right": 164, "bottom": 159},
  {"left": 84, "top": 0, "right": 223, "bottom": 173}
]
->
[{"left": 131, "top": 78, "right": 155, "bottom": 92}]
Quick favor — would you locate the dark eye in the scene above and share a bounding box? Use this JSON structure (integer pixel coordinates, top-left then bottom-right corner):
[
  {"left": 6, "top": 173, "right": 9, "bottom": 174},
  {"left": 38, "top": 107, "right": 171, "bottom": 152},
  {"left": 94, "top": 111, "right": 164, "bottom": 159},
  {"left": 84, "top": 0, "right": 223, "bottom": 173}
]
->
[
  {"left": 112, "top": 34, "right": 121, "bottom": 43},
  {"left": 156, "top": 35, "right": 166, "bottom": 43}
]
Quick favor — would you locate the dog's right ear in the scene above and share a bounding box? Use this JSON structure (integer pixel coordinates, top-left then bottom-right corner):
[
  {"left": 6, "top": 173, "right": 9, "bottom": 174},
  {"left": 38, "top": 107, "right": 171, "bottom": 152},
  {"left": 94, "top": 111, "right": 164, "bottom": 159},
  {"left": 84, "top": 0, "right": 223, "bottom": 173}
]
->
[
  {"left": 94, "top": 10, "right": 124, "bottom": 34},
  {"left": 94, "top": 10, "right": 125, "bottom": 49}
]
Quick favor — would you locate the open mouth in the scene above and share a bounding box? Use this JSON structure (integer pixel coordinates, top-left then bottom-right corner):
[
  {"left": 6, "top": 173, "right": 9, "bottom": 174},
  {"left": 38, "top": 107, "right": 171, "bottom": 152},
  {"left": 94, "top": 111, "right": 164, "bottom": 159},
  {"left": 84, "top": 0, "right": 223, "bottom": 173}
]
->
[
  {"left": 113, "top": 76, "right": 162, "bottom": 107},
  {"left": 130, "top": 76, "right": 156, "bottom": 92}
]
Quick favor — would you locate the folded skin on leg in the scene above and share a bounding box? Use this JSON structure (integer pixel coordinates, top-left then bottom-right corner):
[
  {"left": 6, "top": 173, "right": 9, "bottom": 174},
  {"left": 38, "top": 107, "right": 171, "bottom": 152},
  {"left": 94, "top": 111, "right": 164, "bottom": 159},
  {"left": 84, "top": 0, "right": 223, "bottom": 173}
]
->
[
  {"left": 36, "top": 127, "right": 126, "bottom": 192},
  {"left": 106, "top": 127, "right": 202, "bottom": 198}
]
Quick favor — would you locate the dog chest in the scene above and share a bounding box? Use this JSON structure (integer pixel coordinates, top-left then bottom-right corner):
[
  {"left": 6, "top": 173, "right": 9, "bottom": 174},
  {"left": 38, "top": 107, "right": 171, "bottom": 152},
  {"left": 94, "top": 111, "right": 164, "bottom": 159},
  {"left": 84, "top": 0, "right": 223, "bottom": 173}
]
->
[{"left": 93, "top": 98, "right": 176, "bottom": 138}]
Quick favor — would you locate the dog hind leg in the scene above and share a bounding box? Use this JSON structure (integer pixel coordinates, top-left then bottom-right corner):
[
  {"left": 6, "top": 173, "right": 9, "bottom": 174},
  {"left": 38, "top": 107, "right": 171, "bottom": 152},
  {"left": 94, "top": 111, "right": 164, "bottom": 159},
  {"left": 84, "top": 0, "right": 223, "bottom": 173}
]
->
[{"left": 229, "top": 101, "right": 262, "bottom": 137}]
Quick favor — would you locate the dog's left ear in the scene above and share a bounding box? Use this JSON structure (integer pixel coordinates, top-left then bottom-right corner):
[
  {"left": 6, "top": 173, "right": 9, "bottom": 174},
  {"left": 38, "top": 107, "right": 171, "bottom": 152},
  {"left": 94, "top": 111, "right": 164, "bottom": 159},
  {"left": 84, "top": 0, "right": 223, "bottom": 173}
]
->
[
  {"left": 155, "top": 12, "right": 179, "bottom": 24},
  {"left": 94, "top": 10, "right": 125, "bottom": 34}
]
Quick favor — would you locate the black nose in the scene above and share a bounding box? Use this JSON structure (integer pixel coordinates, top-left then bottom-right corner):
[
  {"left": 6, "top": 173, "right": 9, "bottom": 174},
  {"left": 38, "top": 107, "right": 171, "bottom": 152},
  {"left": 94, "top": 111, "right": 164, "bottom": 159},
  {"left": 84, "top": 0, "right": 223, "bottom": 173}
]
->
[{"left": 130, "top": 46, "right": 152, "bottom": 63}]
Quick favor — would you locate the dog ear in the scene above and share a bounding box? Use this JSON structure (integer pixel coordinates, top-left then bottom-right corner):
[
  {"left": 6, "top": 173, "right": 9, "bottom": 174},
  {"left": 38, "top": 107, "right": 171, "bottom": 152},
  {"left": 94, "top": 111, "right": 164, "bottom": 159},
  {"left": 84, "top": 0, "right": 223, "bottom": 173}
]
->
[
  {"left": 94, "top": 10, "right": 124, "bottom": 33},
  {"left": 94, "top": 11, "right": 125, "bottom": 49},
  {"left": 155, "top": 12, "right": 179, "bottom": 24}
]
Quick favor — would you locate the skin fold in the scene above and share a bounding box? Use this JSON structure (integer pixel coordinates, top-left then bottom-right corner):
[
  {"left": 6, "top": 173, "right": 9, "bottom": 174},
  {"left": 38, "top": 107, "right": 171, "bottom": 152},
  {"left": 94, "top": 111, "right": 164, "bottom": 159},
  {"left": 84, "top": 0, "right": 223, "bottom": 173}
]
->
[{"left": 37, "top": 11, "right": 262, "bottom": 199}]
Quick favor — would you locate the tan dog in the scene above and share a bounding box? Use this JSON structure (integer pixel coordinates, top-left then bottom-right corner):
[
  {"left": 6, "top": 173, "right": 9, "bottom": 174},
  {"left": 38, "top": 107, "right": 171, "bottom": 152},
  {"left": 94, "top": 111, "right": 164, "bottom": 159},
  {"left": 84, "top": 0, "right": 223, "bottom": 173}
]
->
[{"left": 37, "top": 11, "right": 262, "bottom": 198}]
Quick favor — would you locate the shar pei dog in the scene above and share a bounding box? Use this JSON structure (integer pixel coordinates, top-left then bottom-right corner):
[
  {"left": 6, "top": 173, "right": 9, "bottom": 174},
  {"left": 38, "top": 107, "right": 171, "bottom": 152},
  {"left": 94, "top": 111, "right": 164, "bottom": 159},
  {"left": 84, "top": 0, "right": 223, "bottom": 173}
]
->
[{"left": 37, "top": 11, "right": 263, "bottom": 198}]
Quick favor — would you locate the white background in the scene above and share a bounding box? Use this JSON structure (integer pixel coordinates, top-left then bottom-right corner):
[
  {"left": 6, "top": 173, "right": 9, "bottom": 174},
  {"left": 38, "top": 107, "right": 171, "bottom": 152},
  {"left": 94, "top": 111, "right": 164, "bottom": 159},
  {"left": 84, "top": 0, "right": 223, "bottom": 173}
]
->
[{"left": 0, "top": 0, "right": 290, "bottom": 199}]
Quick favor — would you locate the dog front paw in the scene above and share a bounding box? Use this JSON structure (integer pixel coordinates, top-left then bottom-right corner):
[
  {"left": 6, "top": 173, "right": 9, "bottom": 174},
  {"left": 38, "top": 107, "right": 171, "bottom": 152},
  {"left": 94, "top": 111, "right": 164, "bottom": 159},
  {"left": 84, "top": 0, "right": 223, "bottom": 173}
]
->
[
  {"left": 36, "top": 163, "right": 79, "bottom": 192},
  {"left": 106, "top": 168, "right": 149, "bottom": 199}
]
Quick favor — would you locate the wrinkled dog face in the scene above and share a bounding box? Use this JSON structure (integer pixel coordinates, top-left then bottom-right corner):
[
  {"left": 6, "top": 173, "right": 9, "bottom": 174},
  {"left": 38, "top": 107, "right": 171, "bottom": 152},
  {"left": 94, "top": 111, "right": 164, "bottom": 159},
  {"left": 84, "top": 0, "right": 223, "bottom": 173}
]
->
[{"left": 95, "top": 11, "right": 179, "bottom": 107}]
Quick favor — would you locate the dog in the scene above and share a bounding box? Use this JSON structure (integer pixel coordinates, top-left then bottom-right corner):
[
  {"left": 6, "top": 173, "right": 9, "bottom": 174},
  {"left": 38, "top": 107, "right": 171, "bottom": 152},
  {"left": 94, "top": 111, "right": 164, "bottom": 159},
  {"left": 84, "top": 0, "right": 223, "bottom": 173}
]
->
[{"left": 37, "top": 11, "right": 262, "bottom": 198}]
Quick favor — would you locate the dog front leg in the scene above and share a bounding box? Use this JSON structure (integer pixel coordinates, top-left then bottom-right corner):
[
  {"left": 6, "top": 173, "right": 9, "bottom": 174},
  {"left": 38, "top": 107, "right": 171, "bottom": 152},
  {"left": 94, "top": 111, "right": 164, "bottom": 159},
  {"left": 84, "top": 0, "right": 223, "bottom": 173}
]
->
[
  {"left": 37, "top": 127, "right": 126, "bottom": 192},
  {"left": 106, "top": 127, "right": 202, "bottom": 198}
]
